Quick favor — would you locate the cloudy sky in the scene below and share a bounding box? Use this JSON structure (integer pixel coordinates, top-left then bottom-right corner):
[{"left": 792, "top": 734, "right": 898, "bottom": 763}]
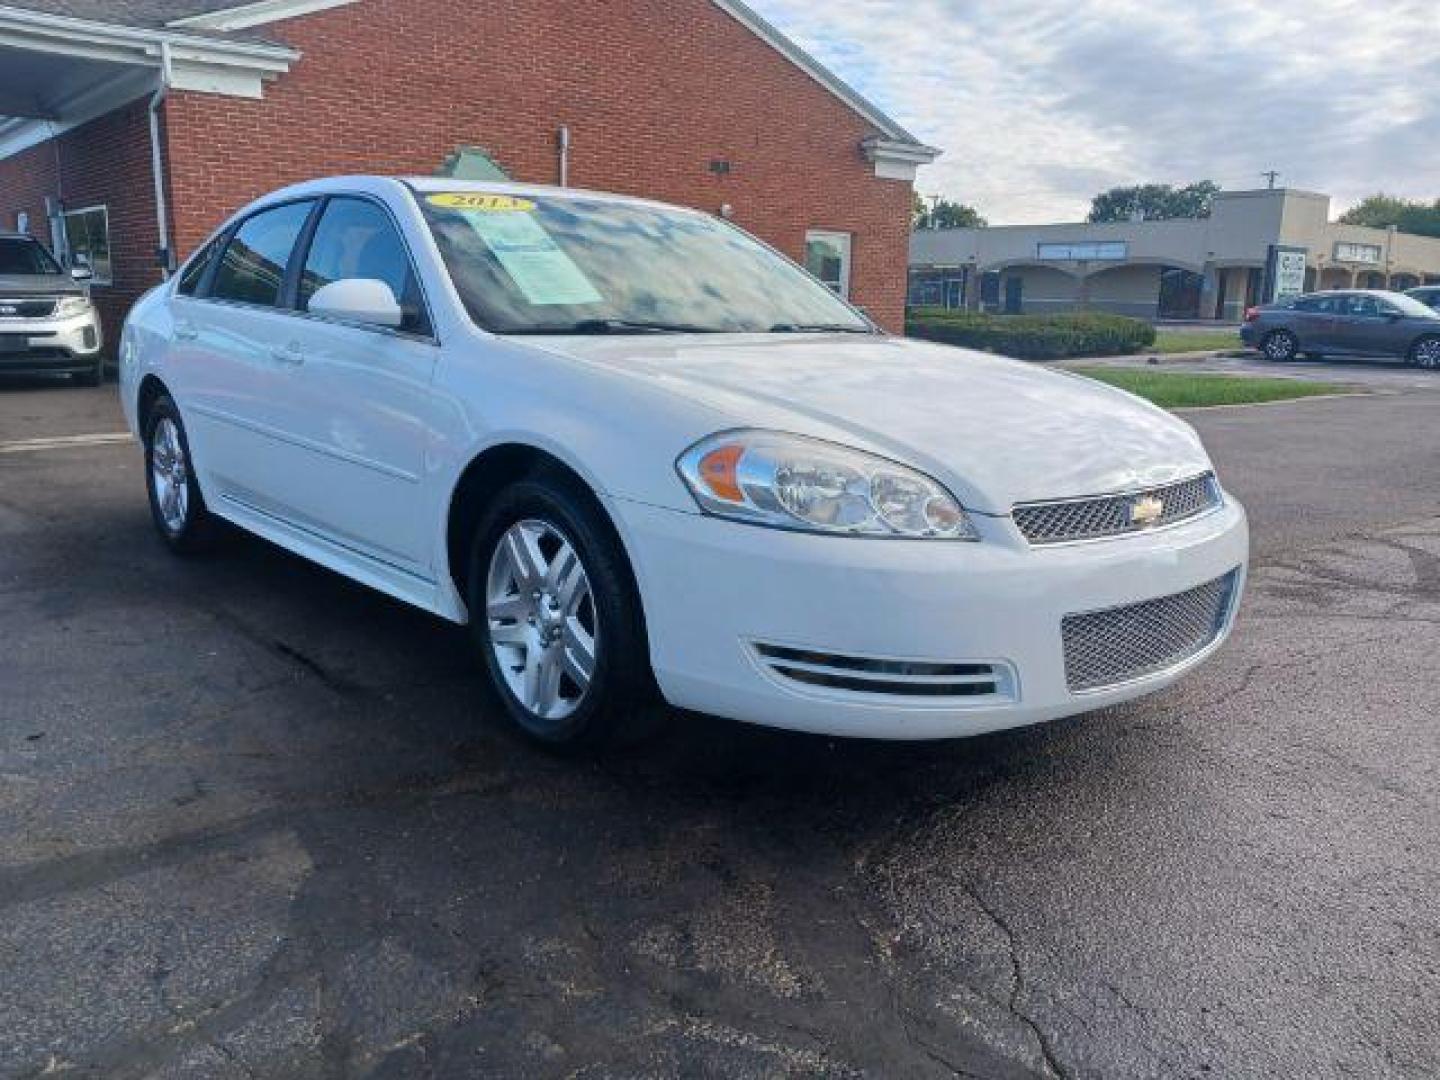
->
[{"left": 750, "top": 0, "right": 1440, "bottom": 224}]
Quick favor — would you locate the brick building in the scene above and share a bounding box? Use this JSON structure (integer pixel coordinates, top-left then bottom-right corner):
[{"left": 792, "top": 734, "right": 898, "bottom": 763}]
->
[{"left": 0, "top": 0, "right": 938, "bottom": 346}]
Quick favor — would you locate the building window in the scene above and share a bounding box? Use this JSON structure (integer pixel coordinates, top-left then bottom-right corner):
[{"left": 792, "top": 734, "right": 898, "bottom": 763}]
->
[
  {"left": 62, "top": 205, "right": 112, "bottom": 285},
  {"left": 805, "top": 230, "right": 852, "bottom": 298}
]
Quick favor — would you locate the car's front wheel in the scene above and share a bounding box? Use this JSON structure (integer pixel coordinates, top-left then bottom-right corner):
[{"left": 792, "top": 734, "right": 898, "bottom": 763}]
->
[
  {"left": 1410, "top": 336, "right": 1440, "bottom": 370},
  {"left": 1262, "top": 330, "right": 1298, "bottom": 362},
  {"left": 466, "top": 474, "right": 655, "bottom": 751},
  {"left": 144, "top": 394, "right": 215, "bottom": 554}
]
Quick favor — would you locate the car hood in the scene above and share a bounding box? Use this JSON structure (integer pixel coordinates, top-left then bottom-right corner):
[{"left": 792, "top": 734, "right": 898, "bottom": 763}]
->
[
  {"left": 518, "top": 333, "right": 1213, "bottom": 514},
  {"left": 0, "top": 273, "right": 82, "bottom": 297}
]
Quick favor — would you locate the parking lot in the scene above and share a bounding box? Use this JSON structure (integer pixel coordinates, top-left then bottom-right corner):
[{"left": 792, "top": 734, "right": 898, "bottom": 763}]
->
[{"left": 2, "top": 371, "right": 1439, "bottom": 1078}]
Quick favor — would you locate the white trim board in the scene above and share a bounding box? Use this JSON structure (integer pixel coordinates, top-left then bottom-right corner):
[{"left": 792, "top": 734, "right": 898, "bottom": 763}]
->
[{"left": 168, "top": 0, "right": 359, "bottom": 32}]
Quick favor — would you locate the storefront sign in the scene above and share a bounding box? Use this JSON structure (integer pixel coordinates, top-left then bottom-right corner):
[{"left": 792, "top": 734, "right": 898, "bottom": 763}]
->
[
  {"left": 1333, "top": 241, "right": 1382, "bottom": 265},
  {"left": 1037, "top": 241, "right": 1127, "bottom": 261}
]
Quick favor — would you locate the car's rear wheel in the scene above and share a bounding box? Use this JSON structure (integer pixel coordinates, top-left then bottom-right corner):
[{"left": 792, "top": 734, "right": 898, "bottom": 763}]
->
[
  {"left": 1410, "top": 336, "right": 1440, "bottom": 370},
  {"left": 466, "top": 474, "right": 655, "bottom": 751},
  {"left": 1262, "top": 330, "right": 1298, "bottom": 362},
  {"left": 144, "top": 394, "right": 215, "bottom": 554}
]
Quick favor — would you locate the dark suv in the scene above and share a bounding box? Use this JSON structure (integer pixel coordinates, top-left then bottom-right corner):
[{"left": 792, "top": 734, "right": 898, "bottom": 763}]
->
[{"left": 1240, "top": 290, "right": 1440, "bottom": 369}]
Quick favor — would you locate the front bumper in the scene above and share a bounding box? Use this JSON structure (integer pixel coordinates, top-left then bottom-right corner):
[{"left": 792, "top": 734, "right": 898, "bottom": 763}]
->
[
  {"left": 1239, "top": 324, "right": 1259, "bottom": 347},
  {"left": 0, "top": 311, "right": 103, "bottom": 374},
  {"left": 609, "top": 495, "right": 1249, "bottom": 739}
]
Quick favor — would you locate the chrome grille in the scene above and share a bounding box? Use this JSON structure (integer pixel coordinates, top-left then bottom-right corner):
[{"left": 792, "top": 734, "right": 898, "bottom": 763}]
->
[
  {"left": 754, "top": 644, "right": 1015, "bottom": 701},
  {"left": 1062, "top": 570, "right": 1238, "bottom": 692},
  {"left": 0, "top": 298, "right": 58, "bottom": 319},
  {"left": 1014, "top": 473, "right": 1222, "bottom": 545}
]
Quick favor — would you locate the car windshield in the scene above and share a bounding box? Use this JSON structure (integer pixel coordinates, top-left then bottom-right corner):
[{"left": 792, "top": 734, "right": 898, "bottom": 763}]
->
[
  {"left": 417, "top": 191, "right": 872, "bottom": 335},
  {"left": 0, "top": 237, "right": 61, "bottom": 276}
]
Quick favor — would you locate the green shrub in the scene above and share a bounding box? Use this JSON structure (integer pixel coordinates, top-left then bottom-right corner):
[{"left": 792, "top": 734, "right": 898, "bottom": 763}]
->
[{"left": 904, "top": 310, "right": 1157, "bottom": 360}]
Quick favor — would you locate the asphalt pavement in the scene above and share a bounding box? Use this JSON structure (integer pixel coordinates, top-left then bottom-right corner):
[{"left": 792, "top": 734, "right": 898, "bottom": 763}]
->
[{"left": 1, "top": 372, "right": 1437, "bottom": 1078}]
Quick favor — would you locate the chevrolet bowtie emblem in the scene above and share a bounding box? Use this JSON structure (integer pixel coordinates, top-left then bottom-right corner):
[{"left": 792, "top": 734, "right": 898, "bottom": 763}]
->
[{"left": 1130, "top": 495, "right": 1165, "bottom": 527}]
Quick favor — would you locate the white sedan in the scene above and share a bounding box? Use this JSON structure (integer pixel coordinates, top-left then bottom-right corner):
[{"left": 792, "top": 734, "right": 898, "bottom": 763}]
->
[{"left": 120, "top": 177, "right": 1248, "bottom": 749}]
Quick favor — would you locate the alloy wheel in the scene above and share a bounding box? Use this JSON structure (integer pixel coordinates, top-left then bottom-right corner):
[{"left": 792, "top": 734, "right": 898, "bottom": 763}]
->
[
  {"left": 485, "top": 519, "right": 598, "bottom": 725},
  {"left": 1264, "top": 332, "right": 1296, "bottom": 361},
  {"left": 151, "top": 417, "right": 190, "bottom": 534},
  {"left": 1415, "top": 339, "right": 1440, "bottom": 370}
]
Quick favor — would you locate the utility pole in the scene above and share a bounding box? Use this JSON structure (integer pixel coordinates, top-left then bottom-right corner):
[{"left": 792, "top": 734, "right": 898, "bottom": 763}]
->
[
  {"left": 1261, "top": 170, "right": 1281, "bottom": 190},
  {"left": 926, "top": 194, "right": 942, "bottom": 229}
]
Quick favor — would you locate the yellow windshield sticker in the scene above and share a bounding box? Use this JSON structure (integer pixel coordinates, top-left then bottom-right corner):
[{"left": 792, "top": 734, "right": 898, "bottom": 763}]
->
[{"left": 427, "top": 193, "right": 535, "bottom": 212}]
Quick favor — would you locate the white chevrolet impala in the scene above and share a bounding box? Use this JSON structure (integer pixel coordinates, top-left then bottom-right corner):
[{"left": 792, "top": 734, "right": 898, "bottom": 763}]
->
[{"left": 120, "top": 177, "right": 1248, "bottom": 749}]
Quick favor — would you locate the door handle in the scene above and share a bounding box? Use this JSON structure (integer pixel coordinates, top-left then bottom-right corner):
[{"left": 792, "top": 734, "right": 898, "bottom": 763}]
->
[
  {"left": 269, "top": 342, "right": 305, "bottom": 366},
  {"left": 174, "top": 321, "right": 198, "bottom": 342}
]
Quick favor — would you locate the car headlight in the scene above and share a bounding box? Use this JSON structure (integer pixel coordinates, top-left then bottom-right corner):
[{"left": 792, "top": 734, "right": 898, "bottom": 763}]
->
[
  {"left": 55, "top": 296, "right": 93, "bottom": 319},
  {"left": 677, "top": 430, "right": 980, "bottom": 540}
]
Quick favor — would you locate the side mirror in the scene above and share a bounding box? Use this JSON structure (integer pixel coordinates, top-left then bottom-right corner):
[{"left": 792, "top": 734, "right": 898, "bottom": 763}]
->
[
  {"left": 307, "top": 278, "right": 403, "bottom": 329},
  {"left": 70, "top": 265, "right": 93, "bottom": 282}
]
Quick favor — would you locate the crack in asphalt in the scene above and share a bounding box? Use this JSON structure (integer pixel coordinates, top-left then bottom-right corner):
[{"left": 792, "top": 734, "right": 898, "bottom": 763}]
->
[{"left": 954, "top": 878, "right": 1068, "bottom": 1080}]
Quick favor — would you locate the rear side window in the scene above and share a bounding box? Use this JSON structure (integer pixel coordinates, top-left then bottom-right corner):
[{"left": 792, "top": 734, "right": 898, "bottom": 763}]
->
[
  {"left": 211, "top": 201, "right": 314, "bottom": 308},
  {"left": 299, "top": 198, "right": 429, "bottom": 334}
]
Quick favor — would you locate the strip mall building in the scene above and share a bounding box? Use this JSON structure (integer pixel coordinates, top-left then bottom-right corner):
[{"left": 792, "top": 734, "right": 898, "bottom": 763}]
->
[
  {"left": 0, "top": 0, "right": 938, "bottom": 346},
  {"left": 910, "top": 188, "right": 1440, "bottom": 321}
]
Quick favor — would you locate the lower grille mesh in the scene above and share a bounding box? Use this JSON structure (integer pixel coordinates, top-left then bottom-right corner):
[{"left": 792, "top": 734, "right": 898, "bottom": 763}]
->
[{"left": 1063, "top": 570, "right": 1238, "bottom": 692}]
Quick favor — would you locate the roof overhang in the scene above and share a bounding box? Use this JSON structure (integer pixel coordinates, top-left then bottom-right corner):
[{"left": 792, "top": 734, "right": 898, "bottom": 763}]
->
[
  {"left": 0, "top": 5, "right": 298, "bottom": 159},
  {"left": 863, "top": 136, "right": 943, "bottom": 183}
]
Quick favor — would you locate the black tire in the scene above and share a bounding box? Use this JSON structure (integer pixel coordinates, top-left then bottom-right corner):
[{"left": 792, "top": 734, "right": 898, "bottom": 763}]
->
[
  {"left": 1409, "top": 336, "right": 1440, "bottom": 371},
  {"left": 72, "top": 357, "right": 103, "bottom": 387},
  {"left": 465, "top": 472, "right": 657, "bottom": 752},
  {"left": 1261, "top": 330, "right": 1298, "bottom": 362},
  {"left": 143, "top": 394, "right": 216, "bottom": 555}
]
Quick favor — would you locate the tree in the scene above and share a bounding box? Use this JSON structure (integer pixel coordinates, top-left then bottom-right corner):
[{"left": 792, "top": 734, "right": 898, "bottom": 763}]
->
[
  {"left": 1338, "top": 194, "right": 1440, "bottom": 238},
  {"left": 913, "top": 194, "right": 988, "bottom": 230},
  {"left": 1087, "top": 181, "right": 1220, "bottom": 224}
]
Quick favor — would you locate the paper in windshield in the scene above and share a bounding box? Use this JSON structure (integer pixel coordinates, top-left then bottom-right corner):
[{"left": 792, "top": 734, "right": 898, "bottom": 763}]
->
[{"left": 459, "top": 210, "right": 603, "bottom": 307}]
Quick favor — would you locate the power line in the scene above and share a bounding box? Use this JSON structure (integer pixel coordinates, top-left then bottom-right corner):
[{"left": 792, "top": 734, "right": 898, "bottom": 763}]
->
[{"left": 1261, "top": 170, "right": 1281, "bottom": 190}]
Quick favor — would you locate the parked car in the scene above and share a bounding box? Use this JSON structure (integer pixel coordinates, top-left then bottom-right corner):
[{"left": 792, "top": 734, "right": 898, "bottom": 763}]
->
[
  {"left": 1406, "top": 285, "right": 1440, "bottom": 313},
  {"left": 1240, "top": 289, "right": 1440, "bottom": 368},
  {"left": 119, "top": 177, "right": 1248, "bottom": 749},
  {"left": 0, "top": 232, "right": 104, "bottom": 385}
]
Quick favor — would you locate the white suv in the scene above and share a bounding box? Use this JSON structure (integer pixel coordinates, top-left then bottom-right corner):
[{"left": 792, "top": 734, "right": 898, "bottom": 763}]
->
[
  {"left": 0, "top": 232, "right": 104, "bottom": 386},
  {"left": 120, "top": 176, "right": 1248, "bottom": 750}
]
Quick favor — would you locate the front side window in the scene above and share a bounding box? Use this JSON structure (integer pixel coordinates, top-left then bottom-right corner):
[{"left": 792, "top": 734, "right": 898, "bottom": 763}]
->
[
  {"left": 299, "top": 198, "right": 428, "bottom": 334},
  {"left": 419, "top": 192, "right": 870, "bottom": 335},
  {"left": 211, "top": 201, "right": 314, "bottom": 308},
  {"left": 805, "top": 230, "right": 853, "bottom": 298},
  {"left": 177, "top": 238, "right": 219, "bottom": 296},
  {"left": 0, "top": 236, "right": 61, "bottom": 276},
  {"left": 62, "top": 206, "right": 112, "bottom": 284}
]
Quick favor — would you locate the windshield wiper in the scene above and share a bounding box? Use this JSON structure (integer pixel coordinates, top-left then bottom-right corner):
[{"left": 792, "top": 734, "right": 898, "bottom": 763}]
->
[
  {"left": 768, "top": 322, "right": 875, "bottom": 334},
  {"left": 506, "top": 319, "right": 718, "bottom": 335}
]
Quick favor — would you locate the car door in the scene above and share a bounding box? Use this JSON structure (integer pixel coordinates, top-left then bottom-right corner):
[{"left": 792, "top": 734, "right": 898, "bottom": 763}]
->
[
  {"left": 268, "top": 195, "right": 439, "bottom": 576},
  {"left": 168, "top": 199, "right": 318, "bottom": 510},
  {"left": 1336, "top": 294, "right": 1401, "bottom": 357},
  {"left": 1288, "top": 294, "right": 1343, "bottom": 351}
]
